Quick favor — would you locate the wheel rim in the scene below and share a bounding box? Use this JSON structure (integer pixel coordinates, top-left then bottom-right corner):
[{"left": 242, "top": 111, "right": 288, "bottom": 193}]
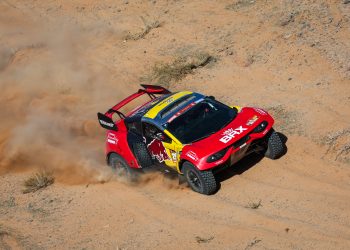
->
[{"left": 187, "top": 170, "right": 202, "bottom": 190}]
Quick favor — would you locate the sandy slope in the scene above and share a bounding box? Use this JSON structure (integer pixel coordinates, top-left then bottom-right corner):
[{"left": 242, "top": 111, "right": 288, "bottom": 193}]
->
[{"left": 1, "top": 0, "right": 350, "bottom": 249}]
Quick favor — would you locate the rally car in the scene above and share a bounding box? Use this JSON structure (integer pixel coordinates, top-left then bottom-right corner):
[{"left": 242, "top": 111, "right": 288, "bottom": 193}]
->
[{"left": 97, "top": 84, "right": 286, "bottom": 195}]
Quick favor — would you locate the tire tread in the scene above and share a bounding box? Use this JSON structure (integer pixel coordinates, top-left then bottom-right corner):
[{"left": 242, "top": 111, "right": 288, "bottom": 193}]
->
[
  {"left": 265, "top": 130, "right": 285, "bottom": 159},
  {"left": 133, "top": 142, "right": 153, "bottom": 168},
  {"left": 183, "top": 162, "right": 217, "bottom": 195}
]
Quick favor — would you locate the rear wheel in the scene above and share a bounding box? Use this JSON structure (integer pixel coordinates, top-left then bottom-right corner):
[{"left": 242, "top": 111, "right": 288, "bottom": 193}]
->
[
  {"left": 183, "top": 162, "right": 217, "bottom": 195},
  {"left": 132, "top": 142, "right": 153, "bottom": 168},
  {"left": 108, "top": 153, "right": 135, "bottom": 180},
  {"left": 265, "top": 129, "right": 285, "bottom": 159}
]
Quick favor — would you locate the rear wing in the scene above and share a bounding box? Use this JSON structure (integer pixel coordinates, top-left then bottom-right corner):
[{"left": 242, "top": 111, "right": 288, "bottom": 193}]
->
[
  {"left": 97, "top": 84, "right": 170, "bottom": 129},
  {"left": 139, "top": 84, "right": 170, "bottom": 95}
]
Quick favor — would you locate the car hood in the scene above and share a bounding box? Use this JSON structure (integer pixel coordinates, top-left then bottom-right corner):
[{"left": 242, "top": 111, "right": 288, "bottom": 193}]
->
[{"left": 181, "top": 107, "right": 274, "bottom": 162}]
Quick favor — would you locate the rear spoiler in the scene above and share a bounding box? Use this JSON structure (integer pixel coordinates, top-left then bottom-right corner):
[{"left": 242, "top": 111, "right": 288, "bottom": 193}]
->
[
  {"left": 97, "top": 84, "right": 171, "bottom": 129},
  {"left": 110, "top": 84, "right": 170, "bottom": 113},
  {"left": 97, "top": 112, "right": 118, "bottom": 131},
  {"left": 139, "top": 84, "right": 170, "bottom": 95}
]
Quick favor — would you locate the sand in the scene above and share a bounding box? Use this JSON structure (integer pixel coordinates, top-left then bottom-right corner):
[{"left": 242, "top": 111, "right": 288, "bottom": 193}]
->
[{"left": 0, "top": 0, "right": 349, "bottom": 249}]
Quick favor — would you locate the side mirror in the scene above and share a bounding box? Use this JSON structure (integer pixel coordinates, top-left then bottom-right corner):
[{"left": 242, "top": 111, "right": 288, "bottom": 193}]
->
[
  {"left": 232, "top": 107, "right": 238, "bottom": 112},
  {"left": 231, "top": 105, "right": 241, "bottom": 113},
  {"left": 97, "top": 112, "right": 118, "bottom": 131},
  {"left": 207, "top": 95, "right": 215, "bottom": 100}
]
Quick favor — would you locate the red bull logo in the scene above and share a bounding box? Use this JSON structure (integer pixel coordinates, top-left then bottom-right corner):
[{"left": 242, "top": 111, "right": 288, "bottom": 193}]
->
[{"left": 147, "top": 139, "right": 170, "bottom": 163}]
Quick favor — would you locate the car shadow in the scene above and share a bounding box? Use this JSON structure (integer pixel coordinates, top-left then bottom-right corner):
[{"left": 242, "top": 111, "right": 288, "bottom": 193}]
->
[
  {"left": 215, "top": 152, "right": 264, "bottom": 184},
  {"left": 214, "top": 132, "right": 288, "bottom": 193},
  {"left": 148, "top": 132, "right": 288, "bottom": 195}
]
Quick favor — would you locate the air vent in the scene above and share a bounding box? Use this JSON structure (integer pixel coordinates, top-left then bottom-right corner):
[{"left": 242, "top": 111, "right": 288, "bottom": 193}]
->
[{"left": 233, "top": 135, "right": 250, "bottom": 149}]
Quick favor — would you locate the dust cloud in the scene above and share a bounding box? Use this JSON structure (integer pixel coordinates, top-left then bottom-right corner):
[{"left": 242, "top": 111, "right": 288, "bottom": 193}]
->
[{"left": 0, "top": 18, "right": 128, "bottom": 184}]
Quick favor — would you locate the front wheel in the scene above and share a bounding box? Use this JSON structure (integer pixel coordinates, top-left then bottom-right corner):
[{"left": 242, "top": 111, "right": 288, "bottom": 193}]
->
[
  {"left": 264, "top": 129, "right": 286, "bottom": 159},
  {"left": 182, "top": 162, "right": 217, "bottom": 195}
]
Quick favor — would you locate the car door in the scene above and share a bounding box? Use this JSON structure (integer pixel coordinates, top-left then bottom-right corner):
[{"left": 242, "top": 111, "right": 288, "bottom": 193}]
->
[{"left": 142, "top": 122, "right": 182, "bottom": 171}]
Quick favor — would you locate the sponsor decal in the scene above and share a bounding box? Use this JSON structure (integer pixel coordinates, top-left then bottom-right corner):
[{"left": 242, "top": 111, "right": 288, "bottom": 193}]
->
[
  {"left": 159, "top": 97, "right": 174, "bottom": 106},
  {"left": 194, "top": 97, "right": 205, "bottom": 104},
  {"left": 246, "top": 115, "right": 259, "bottom": 126},
  {"left": 220, "top": 126, "right": 248, "bottom": 144},
  {"left": 186, "top": 151, "right": 199, "bottom": 161},
  {"left": 254, "top": 108, "right": 267, "bottom": 115},
  {"left": 107, "top": 133, "right": 118, "bottom": 145},
  {"left": 263, "top": 129, "right": 268, "bottom": 135},
  {"left": 107, "top": 139, "right": 116, "bottom": 144},
  {"left": 170, "top": 150, "right": 177, "bottom": 162},
  {"left": 100, "top": 120, "right": 114, "bottom": 128},
  {"left": 165, "top": 97, "right": 174, "bottom": 104},
  {"left": 168, "top": 102, "right": 197, "bottom": 123},
  {"left": 130, "top": 105, "right": 148, "bottom": 116},
  {"left": 215, "top": 159, "right": 224, "bottom": 165},
  {"left": 147, "top": 139, "right": 170, "bottom": 163}
]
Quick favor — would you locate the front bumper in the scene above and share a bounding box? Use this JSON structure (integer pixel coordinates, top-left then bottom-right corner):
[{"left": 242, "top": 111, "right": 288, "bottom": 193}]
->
[{"left": 205, "top": 129, "right": 271, "bottom": 173}]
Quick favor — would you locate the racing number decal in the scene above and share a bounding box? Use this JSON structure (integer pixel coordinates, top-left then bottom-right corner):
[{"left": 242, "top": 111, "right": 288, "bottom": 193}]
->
[
  {"left": 169, "top": 150, "right": 177, "bottom": 162},
  {"left": 162, "top": 139, "right": 183, "bottom": 171}
]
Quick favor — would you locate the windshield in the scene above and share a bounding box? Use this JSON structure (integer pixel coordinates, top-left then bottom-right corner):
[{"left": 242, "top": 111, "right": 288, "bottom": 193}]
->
[{"left": 166, "top": 99, "right": 237, "bottom": 144}]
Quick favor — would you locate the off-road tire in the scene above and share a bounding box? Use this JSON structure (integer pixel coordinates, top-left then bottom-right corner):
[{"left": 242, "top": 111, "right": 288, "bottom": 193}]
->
[
  {"left": 265, "top": 130, "right": 285, "bottom": 159},
  {"left": 132, "top": 142, "right": 153, "bottom": 168},
  {"left": 183, "top": 162, "right": 217, "bottom": 195},
  {"left": 108, "top": 153, "right": 134, "bottom": 178}
]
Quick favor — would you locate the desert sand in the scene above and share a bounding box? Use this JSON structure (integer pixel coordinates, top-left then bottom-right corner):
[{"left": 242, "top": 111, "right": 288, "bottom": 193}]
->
[{"left": 0, "top": 0, "right": 350, "bottom": 249}]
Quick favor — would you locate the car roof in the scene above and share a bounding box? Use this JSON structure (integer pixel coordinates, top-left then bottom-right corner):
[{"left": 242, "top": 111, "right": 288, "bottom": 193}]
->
[
  {"left": 126, "top": 93, "right": 171, "bottom": 119},
  {"left": 142, "top": 91, "right": 205, "bottom": 127}
]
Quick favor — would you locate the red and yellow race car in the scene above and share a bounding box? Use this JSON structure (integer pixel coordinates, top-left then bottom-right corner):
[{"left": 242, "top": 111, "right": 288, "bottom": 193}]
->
[{"left": 98, "top": 84, "right": 286, "bottom": 194}]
